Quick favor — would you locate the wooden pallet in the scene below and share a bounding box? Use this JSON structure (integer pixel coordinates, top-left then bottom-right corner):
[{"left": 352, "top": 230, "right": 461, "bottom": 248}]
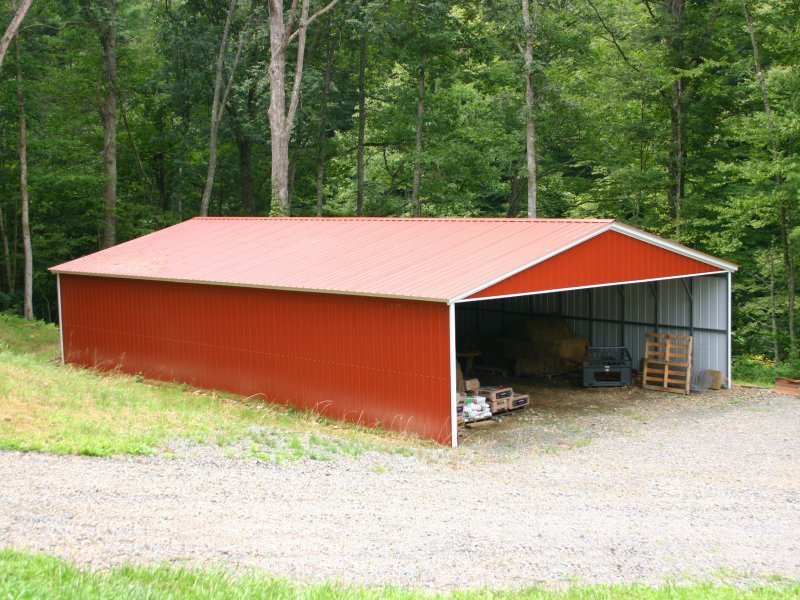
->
[{"left": 642, "top": 332, "right": 692, "bottom": 395}]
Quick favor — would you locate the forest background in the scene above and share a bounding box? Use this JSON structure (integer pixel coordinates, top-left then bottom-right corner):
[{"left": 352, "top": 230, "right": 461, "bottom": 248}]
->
[{"left": 1, "top": 0, "right": 797, "bottom": 380}]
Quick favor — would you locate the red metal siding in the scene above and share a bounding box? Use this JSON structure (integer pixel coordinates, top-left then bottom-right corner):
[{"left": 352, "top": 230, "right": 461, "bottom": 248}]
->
[
  {"left": 59, "top": 275, "right": 453, "bottom": 444},
  {"left": 469, "top": 230, "right": 723, "bottom": 299}
]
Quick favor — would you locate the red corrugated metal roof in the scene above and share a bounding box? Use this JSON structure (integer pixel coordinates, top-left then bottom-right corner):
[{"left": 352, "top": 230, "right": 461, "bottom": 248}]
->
[{"left": 49, "top": 217, "right": 736, "bottom": 302}]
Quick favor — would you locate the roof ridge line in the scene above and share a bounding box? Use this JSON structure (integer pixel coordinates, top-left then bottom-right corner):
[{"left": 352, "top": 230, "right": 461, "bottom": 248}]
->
[{"left": 190, "top": 216, "right": 616, "bottom": 223}]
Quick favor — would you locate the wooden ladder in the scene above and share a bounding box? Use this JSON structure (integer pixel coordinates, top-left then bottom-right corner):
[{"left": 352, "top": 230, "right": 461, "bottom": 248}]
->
[{"left": 642, "top": 332, "right": 693, "bottom": 395}]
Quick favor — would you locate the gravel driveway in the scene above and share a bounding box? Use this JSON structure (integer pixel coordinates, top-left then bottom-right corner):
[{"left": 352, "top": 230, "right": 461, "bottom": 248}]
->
[{"left": 2, "top": 387, "right": 799, "bottom": 591}]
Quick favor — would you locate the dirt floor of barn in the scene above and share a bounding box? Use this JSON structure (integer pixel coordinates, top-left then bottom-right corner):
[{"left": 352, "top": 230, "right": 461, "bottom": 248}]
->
[{"left": 456, "top": 376, "right": 758, "bottom": 453}]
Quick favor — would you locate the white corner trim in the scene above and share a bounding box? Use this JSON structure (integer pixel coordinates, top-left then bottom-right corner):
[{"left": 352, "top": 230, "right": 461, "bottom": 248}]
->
[
  {"left": 449, "top": 303, "right": 458, "bottom": 448},
  {"left": 610, "top": 222, "right": 739, "bottom": 273},
  {"left": 451, "top": 225, "right": 613, "bottom": 302},
  {"left": 56, "top": 273, "right": 65, "bottom": 365},
  {"left": 727, "top": 271, "right": 733, "bottom": 389}
]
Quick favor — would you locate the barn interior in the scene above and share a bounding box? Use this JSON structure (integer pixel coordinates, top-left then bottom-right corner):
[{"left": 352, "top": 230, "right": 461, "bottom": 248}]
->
[{"left": 452, "top": 274, "right": 730, "bottom": 427}]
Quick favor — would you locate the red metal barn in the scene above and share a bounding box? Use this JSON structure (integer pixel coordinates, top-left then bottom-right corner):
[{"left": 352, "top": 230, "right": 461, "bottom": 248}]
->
[{"left": 51, "top": 218, "right": 738, "bottom": 446}]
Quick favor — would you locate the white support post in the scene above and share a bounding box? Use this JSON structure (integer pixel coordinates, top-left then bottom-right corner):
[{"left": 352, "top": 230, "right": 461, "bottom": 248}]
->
[
  {"left": 56, "top": 273, "right": 65, "bottom": 365},
  {"left": 727, "top": 271, "right": 733, "bottom": 388},
  {"left": 449, "top": 303, "right": 458, "bottom": 447}
]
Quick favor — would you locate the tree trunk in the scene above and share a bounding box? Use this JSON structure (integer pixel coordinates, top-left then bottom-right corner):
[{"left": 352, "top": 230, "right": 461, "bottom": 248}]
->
[
  {"left": 268, "top": 3, "right": 291, "bottom": 215},
  {"left": 0, "top": 0, "right": 32, "bottom": 69},
  {"left": 237, "top": 134, "right": 255, "bottom": 214},
  {"left": 100, "top": 0, "right": 117, "bottom": 249},
  {"left": 201, "top": 0, "right": 247, "bottom": 217},
  {"left": 743, "top": 0, "right": 795, "bottom": 358},
  {"left": 201, "top": 0, "right": 237, "bottom": 217},
  {"left": 411, "top": 65, "right": 425, "bottom": 218},
  {"left": 267, "top": 0, "right": 339, "bottom": 216},
  {"left": 521, "top": 0, "right": 538, "bottom": 218},
  {"left": 155, "top": 150, "right": 169, "bottom": 211},
  {"left": 14, "top": 29, "right": 32, "bottom": 320},
  {"left": 356, "top": 25, "right": 367, "bottom": 216},
  {"left": 506, "top": 175, "right": 524, "bottom": 218},
  {"left": 667, "top": 77, "right": 685, "bottom": 233},
  {"left": 780, "top": 208, "right": 795, "bottom": 358},
  {"left": 743, "top": 0, "right": 778, "bottom": 160},
  {"left": 770, "top": 238, "right": 780, "bottom": 363},
  {"left": 0, "top": 206, "right": 12, "bottom": 293},
  {"left": 315, "top": 29, "right": 334, "bottom": 217},
  {"left": 665, "top": 0, "right": 685, "bottom": 237}
]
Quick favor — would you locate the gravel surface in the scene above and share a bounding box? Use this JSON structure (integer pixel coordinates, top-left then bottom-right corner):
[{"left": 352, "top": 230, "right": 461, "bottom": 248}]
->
[{"left": 2, "top": 386, "right": 799, "bottom": 591}]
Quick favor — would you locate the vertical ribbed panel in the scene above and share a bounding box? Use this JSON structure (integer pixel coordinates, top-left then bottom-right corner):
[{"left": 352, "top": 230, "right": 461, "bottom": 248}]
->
[
  {"left": 59, "top": 275, "right": 452, "bottom": 444},
  {"left": 468, "top": 230, "right": 722, "bottom": 299}
]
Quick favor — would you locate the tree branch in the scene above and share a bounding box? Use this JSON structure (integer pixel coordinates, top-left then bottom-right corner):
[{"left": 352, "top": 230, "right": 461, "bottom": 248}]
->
[
  {"left": 211, "top": 0, "right": 237, "bottom": 129},
  {"left": 281, "top": 0, "right": 300, "bottom": 48},
  {"left": 218, "top": 9, "right": 253, "bottom": 128},
  {"left": 641, "top": 0, "right": 657, "bottom": 23},
  {"left": 287, "top": 0, "right": 339, "bottom": 45},
  {"left": 0, "top": 0, "right": 33, "bottom": 69},
  {"left": 285, "top": 0, "right": 309, "bottom": 129},
  {"left": 586, "top": 0, "right": 639, "bottom": 72}
]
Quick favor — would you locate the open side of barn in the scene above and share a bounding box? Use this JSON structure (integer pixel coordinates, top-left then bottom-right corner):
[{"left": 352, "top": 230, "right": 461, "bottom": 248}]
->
[{"left": 51, "top": 217, "right": 737, "bottom": 447}]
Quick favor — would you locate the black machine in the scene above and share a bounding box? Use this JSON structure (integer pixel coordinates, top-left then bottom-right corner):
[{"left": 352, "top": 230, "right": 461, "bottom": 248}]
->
[{"left": 582, "top": 346, "right": 632, "bottom": 387}]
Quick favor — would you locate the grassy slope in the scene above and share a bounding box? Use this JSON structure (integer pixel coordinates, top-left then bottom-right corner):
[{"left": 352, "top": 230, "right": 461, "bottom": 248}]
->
[
  {"left": 0, "top": 313, "right": 419, "bottom": 459},
  {"left": 1, "top": 550, "right": 797, "bottom": 600}
]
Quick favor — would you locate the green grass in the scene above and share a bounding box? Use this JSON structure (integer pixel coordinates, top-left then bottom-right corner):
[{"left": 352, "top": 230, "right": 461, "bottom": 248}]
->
[
  {"left": 0, "top": 312, "right": 60, "bottom": 359},
  {"left": 731, "top": 354, "right": 800, "bottom": 388},
  {"left": 0, "top": 550, "right": 797, "bottom": 600},
  {"left": 0, "top": 313, "right": 421, "bottom": 459}
]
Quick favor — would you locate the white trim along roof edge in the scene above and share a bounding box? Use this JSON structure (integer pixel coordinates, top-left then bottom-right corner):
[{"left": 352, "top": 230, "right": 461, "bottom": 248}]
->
[{"left": 610, "top": 222, "right": 739, "bottom": 273}]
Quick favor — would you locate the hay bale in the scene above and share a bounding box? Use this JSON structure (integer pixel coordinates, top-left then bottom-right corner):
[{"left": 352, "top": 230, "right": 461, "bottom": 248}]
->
[
  {"left": 514, "top": 356, "right": 570, "bottom": 377},
  {"left": 500, "top": 337, "right": 546, "bottom": 360},
  {"left": 460, "top": 333, "right": 489, "bottom": 353},
  {"left": 556, "top": 337, "right": 589, "bottom": 364},
  {"left": 477, "top": 335, "right": 514, "bottom": 370},
  {"left": 509, "top": 316, "right": 572, "bottom": 344}
]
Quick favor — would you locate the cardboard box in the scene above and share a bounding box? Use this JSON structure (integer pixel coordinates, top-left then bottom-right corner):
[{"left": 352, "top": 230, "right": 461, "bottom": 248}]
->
[
  {"left": 488, "top": 398, "right": 508, "bottom": 413},
  {"left": 509, "top": 394, "right": 530, "bottom": 410},
  {"left": 465, "top": 378, "right": 480, "bottom": 392},
  {"left": 465, "top": 394, "right": 486, "bottom": 402},
  {"left": 477, "top": 386, "right": 513, "bottom": 401}
]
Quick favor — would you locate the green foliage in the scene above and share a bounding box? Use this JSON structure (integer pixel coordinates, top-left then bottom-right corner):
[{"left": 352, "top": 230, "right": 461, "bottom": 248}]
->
[
  {"left": 1, "top": 549, "right": 799, "bottom": 599},
  {"left": 732, "top": 355, "right": 777, "bottom": 387},
  {"left": 0, "top": 0, "right": 798, "bottom": 359}
]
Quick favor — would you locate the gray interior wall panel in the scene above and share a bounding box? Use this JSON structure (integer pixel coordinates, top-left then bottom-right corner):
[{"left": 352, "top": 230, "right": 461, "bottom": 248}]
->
[
  {"left": 659, "top": 279, "right": 691, "bottom": 328},
  {"left": 693, "top": 275, "right": 727, "bottom": 330},
  {"left": 560, "top": 289, "right": 589, "bottom": 318},
  {"left": 594, "top": 286, "right": 621, "bottom": 320},
  {"left": 626, "top": 283, "right": 655, "bottom": 325}
]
